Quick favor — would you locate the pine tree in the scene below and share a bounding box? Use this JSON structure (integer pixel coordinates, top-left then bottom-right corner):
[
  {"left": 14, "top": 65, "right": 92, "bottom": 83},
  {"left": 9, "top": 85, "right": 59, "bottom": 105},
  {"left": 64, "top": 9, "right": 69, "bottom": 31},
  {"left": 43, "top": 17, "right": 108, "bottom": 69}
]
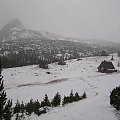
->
[
  {"left": 110, "top": 86, "right": 120, "bottom": 110},
  {"left": 62, "top": 95, "right": 69, "bottom": 106},
  {"left": 34, "top": 99, "right": 41, "bottom": 116},
  {"left": 0, "top": 57, "right": 7, "bottom": 119},
  {"left": 25, "top": 99, "right": 34, "bottom": 115},
  {"left": 20, "top": 101, "right": 25, "bottom": 119},
  {"left": 4, "top": 99, "right": 13, "bottom": 120},
  {"left": 69, "top": 90, "right": 74, "bottom": 103},
  {"left": 74, "top": 92, "right": 80, "bottom": 101},
  {"left": 14, "top": 100, "right": 21, "bottom": 114},
  {"left": 20, "top": 101, "right": 25, "bottom": 114},
  {"left": 51, "top": 92, "right": 61, "bottom": 107},
  {"left": 82, "top": 92, "right": 87, "bottom": 99},
  {"left": 41, "top": 94, "right": 51, "bottom": 107},
  {"left": 62, "top": 95, "right": 66, "bottom": 106}
]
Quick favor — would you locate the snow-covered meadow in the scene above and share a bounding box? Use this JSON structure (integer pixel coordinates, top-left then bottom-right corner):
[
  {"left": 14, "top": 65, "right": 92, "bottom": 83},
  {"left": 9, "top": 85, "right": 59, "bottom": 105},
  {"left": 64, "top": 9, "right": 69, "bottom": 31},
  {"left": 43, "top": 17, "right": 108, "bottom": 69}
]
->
[{"left": 2, "top": 54, "right": 120, "bottom": 120}]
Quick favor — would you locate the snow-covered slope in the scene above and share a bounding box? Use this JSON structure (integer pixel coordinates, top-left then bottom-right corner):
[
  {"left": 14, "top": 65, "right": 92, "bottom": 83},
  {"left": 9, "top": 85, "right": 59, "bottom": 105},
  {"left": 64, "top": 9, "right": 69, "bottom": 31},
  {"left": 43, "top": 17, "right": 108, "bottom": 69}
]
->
[
  {"left": 0, "top": 18, "right": 64, "bottom": 42},
  {"left": 1, "top": 18, "right": 120, "bottom": 48},
  {"left": 3, "top": 54, "right": 120, "bottom": 120}
]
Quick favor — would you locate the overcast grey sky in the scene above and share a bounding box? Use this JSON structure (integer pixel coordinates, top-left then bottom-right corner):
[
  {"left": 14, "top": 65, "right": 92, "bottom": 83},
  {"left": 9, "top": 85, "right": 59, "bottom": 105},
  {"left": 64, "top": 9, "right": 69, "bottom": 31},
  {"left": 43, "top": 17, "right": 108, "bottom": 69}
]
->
[{"left": 0, "top": 0, "right": 120, "bottom": 43}]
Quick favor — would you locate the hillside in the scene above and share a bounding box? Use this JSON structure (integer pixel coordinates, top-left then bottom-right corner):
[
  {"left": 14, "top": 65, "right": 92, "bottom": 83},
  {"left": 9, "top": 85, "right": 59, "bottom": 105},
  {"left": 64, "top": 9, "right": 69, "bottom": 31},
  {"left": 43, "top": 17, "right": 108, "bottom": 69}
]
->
[
  {"left": 0, "top": 19, "right": 120, "bottom": 68},
  {"left": 3, "top": 54, "right": 120, "bottom": 120}
]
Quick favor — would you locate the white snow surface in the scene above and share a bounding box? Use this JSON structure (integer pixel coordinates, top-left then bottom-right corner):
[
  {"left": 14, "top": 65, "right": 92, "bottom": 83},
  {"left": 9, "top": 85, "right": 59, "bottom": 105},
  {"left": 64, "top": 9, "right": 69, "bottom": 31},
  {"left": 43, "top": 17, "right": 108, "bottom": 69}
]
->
[{"left": 3, "top": 54, "right": 120, "bottom": 120}]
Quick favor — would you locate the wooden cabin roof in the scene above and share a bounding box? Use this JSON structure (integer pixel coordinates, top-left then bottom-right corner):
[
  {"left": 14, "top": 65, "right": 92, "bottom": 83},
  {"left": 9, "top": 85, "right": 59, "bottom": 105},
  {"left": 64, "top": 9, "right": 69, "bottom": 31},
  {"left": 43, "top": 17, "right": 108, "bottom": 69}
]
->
[{"left": 98, "top": 61, "right": 115, "bottom": 70}]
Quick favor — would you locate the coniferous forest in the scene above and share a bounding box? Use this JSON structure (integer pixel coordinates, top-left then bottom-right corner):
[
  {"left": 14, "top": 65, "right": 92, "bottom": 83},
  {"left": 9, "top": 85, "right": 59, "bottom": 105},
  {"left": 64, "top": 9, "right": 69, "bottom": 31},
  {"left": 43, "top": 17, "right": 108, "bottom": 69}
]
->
[{"left": 1, "top": 38, "right": 117, "bottom": 68}]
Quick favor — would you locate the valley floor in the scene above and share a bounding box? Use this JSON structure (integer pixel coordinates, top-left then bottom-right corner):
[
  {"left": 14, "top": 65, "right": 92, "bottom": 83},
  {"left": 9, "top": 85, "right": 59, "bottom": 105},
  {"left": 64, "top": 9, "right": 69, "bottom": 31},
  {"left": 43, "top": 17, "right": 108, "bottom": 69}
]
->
[{"left": 3, "top": 54, "right": 120, "bottom": 120}]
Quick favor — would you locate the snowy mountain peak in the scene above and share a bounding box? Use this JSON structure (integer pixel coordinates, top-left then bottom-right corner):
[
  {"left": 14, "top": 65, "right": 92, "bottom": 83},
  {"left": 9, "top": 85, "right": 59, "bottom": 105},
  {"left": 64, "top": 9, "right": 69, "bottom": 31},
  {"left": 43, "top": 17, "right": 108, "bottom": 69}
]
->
[
  {"left": 4, "top": 18, "right": 24, "bottom": 29},
  {"left": 0, "top": 18, "right": 25, "bottom": 42},
  {"left": 0, "top": 18, "right": 120, "bottom": 51}
]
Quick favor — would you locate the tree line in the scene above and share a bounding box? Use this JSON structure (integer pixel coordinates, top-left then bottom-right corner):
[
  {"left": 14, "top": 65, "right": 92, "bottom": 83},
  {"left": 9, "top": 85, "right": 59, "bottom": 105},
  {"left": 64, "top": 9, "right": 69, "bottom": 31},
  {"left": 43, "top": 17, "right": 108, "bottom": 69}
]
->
[{"left": 1, "top": 37, "right": 114, "bottom": 68}]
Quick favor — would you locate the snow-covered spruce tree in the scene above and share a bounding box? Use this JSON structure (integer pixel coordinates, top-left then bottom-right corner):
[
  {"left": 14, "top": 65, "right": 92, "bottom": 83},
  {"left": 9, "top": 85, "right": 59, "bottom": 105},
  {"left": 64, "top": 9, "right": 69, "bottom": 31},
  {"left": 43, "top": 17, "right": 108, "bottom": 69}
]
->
[
  {"left": 14, "top": 101, "right": 25, "bottom": 120},
  {"left": 82, "top": 92, "right": 87, "bottom": 99},
  {"left": 20, "top": 101, "right": 25, "bottom": 115},
  {"left": 34, "top": 99, "right": 41, "bottom": 116},
  {"left": 41, "top": 94, "right": 51, "bottom": 107},
  {"left": 62, "top": 96, "right": 71, "bottom": 105},
  {"left": 4, "top": 99, "right": 13, "bottom": 120},
  {"left": 74, "top": 92, "right": 81, "bottom": 102},
  {"left": 62, "top": 95, "right": 66, "bottom": 106},
  {"left": 0, "top": 57, "right": 7, "bottom": 119},
  {"left": 69, "top": 90, "right": 74, "bottom": 103},
  {"left": 51, "top": 92, "right": 61, "bottom": 107},
  {"left": 25, "top": 99, "right": 34, "bottom": 115},
  {"left": 13, "top": 100, "right": 21, "bottom": 114},
  {"left": 110, "top": 86, "right": 120, "bottom": 110}
]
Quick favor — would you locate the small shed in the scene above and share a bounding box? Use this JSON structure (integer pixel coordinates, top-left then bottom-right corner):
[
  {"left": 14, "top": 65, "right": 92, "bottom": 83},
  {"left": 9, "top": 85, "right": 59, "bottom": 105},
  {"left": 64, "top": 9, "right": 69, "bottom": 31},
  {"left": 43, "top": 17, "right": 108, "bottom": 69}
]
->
[{"left": 98, "top": 60, "right": 116, "bottom": 73}]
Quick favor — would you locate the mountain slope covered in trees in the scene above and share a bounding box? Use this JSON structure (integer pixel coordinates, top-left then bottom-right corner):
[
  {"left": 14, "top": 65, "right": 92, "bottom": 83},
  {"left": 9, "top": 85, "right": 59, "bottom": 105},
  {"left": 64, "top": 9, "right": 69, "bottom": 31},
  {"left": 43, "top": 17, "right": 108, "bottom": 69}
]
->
[{"left": 0, "top": 18, "right": 120, "bottom": 68}]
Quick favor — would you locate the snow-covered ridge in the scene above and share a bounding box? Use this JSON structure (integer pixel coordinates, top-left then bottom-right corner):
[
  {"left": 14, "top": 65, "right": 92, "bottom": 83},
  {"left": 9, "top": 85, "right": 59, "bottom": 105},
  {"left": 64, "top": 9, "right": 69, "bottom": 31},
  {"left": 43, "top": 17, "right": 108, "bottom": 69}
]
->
[
  {"left": 0, "top": 18, "right": 68, "bottom": 41},
  {"left": 0, "top": 18, "right": 120, "bottom": 54}
]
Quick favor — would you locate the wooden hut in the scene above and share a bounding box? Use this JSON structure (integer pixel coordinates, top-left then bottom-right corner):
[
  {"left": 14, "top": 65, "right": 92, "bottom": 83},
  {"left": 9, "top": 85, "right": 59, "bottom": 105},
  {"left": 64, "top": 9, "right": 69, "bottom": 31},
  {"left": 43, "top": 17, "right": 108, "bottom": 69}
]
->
[{"left": 98, "top": 60, "right": 117, "bottom": 73}]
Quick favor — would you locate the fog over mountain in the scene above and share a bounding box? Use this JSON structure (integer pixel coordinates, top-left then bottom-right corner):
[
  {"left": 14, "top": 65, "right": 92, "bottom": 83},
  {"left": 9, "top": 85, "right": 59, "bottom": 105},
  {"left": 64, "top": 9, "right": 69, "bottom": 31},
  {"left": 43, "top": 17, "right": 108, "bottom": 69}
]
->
[{"left": 0, "top": 0, "right": 120, "bottom": 43}]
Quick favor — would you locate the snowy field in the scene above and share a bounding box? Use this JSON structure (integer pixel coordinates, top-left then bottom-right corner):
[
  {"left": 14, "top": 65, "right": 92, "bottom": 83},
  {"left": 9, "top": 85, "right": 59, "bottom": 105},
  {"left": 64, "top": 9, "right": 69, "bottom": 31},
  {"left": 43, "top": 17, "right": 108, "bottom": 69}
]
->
[{"left": 3, "top": 54, "right": 120, "bottom": 120}]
